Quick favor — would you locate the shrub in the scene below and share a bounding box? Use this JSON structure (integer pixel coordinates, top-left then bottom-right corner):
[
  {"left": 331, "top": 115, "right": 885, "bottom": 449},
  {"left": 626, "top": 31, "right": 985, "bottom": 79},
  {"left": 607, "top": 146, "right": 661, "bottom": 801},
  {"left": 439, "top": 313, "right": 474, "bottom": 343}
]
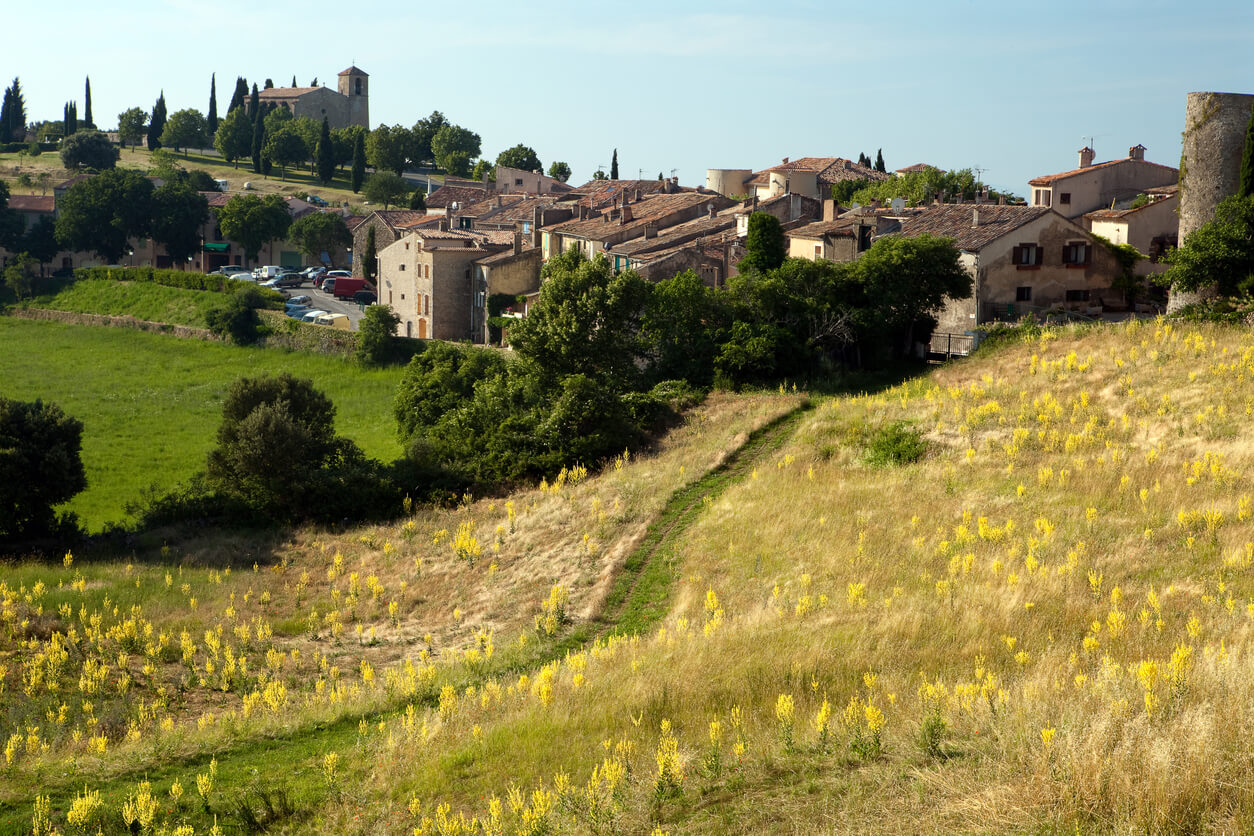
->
[
  {"left": 356, "top": 304, "right": 402, "bottom": 366},
  {"left": 205, "top": 285, "right": 271, "bottom": 344},
  {"left": 864, "top": 421, "right": 928, "bottom": 467},
  {"left": 0, "top": 397, "right": 86, "bottom": 541}
]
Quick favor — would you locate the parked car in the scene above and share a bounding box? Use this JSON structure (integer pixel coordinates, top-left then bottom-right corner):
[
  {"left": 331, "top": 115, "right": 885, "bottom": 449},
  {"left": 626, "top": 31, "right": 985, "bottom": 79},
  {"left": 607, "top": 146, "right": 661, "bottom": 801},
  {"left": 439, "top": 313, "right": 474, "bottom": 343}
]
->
[
  {"left": 285, "top": 295, "right": 312, "bottom": 308},
  {"left": 300, "top": 310, "right": 329, "bottom": 323},
  {"left": 321, "top": 279, "right": 336, "bottom": 295},
  {"left": 275, "top": 272, "right": 305, "bottom": 288},
  {"left": 260, "top": 278, "right": 283, "bottom": 289},
  {"left": 253, "top": 265, "right": 285, "bottom": 280},
  {"left": 307, "top": 195, "right": 329, "bottom": 207},
  {"left": 352, "top": 290, "right": 377, "bottom": 306},
  {"left": 314, "top": 312, "right": 351, "bottom": 330}
]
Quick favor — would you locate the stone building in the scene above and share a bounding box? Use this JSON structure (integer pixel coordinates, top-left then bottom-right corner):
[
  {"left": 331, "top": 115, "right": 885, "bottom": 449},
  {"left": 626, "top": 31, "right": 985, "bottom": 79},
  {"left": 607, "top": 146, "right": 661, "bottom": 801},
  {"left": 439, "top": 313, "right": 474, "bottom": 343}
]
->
[
  {"left": 256, "top": 66, "right": 370, "bottom": 131},
  {"left": 1026, "top": 145, "right": 1177, "bottom": 221},
  {"left": 1084, "top": 186, "right": 1178, "bottom": 283},
  {"left": 377, "top": 228, "right": 505, "bottom": 341}
]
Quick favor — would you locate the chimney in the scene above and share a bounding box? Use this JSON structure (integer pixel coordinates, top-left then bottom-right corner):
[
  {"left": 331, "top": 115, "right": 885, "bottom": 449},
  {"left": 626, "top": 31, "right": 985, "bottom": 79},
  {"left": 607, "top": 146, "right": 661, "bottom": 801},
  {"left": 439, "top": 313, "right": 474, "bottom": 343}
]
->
[
  {"left": 579, "top": 204, "right": 587, "bottom": 220},
  {"left": 972, "top": 208, "right": 980, "bottom": 228},
  {"left": 1078, "top": 146, "right": 1095, "bottom": 168},
  {"left": 496, "top": 195, "right": 502, "bottom": 208},
  {"left": 620, "top": 204, "right": 633, "bottom": 224},
  {"left": 842, "top": 159, "right": 851, "bottom": 170},
  {"left": 823, "top": 198, "right": 837, "bottom": 222},
  {"left": 790, "top": 193, "right": 801, "bottom": 220},
  {"left": 998, "top": 196, "right": 1006, "bottom": 206},
  {"left": 1128, "top": 144, "right": 1145, "bottom": 161},
  {"left": 438, "top": 217, "right": 449, "bottom": 232},
  {"left": 707, "top": 201, "right": 716, "bottom": 218},
  {"left": 644, "top": 223, "right": 657, "bottom": 240},
  {"left": 513, "top": 231, "right": 522, "bottom": 256},
  {"left": 781, "top": 156, "right": 789, "bottom": 164},
  {"left": 634, "top": 188, "right": 641, "bottom": 202}
]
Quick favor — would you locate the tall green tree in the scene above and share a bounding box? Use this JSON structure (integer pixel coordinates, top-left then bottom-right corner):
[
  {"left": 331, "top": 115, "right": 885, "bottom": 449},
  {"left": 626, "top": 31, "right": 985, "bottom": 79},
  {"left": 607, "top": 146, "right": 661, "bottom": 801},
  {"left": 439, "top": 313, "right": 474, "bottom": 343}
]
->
[
  {"left": 740, "top": 212, "right": 786, "bottom": 272},
  {"left": 1240, "top": 104, "right": 1254, "bottom": 199},
  {"left": 610, "top": 149, "right": 619, "bottom": 180},
  {"left": 147, "top": 91, "right": 167, "bottom": 151},
  {"left": 431, "top": 124, "right": 480, "bottom": 177},
  {"left": 0, "top": 78, "right": 26, "bottom": 143},
  {"left": 83, "top": 76, "right": 93, "bottom": 128},
  {"left": 117, "top": 107, "right": 147, "bottom": 149},
  {"left": 151, "top": 181, "right": 210, "bottom": 266},
  {"left": 63, "top": 101, "right": 77, "bottom": 137},
  {"left": 250, "top": 100, "right": 266, "bottom": 174},
  {"left": 213, "top": 106, "right": 252, "bottom": 168},
  {"left": 263, "top": 125, "right": 307, "bottom": 180},
  {"left": 356, "top": 305, "right": 401, "bottom": 366},
  {"left": 316, "top": 117, "right": 335, "bottom": 184},
  {"left": 411, "top": 110, "right": 447, "bottom": 167},
  {"left": 59, "top": 130, "right": 118, "bottom": 171},
  {"left": 3, "top": 253, "right": 37, "bottom": 300},
  {"left": 363, "top": 172, "right": 408, "bottom": 210},
  {"left": 362, "top": 225, "right": 377, "bottom": 281},
  {"left": 1164, "top": 194, "right": 1254, "bottom": 297},
  {"left": 207, "top": 73, "right": 219, "bottom": 136},
  {"left": 23, "top": 216, "right": 59, "bottom": 275},
  {"left": 351, "top": 130, "right": 366, "bottom": 192},
  {"left": 247, "top": 82, "right": 259, "bottom": 118},
  {"left": 228, "top": 76, "right": 248, "bottom": 114},
  {"left": 216, "top": 193, "right": 291, "bottom": 264},
  {"left": 548, "top": 161, "right": 571, "bottom": 183},
  {"left": 471, "top": 159, "right": 495, "bottom": 182},
  {"left": 0, "top": 398, "right": 86, "bottom": 542},
  {"left": 54, "top": 168, "right": 155, "bottom": 262},
  {"left": 288, "top": 211, "right": 351, "bottom": 266},
  {"left": 496, "top": 144, "right": 542, "bottom": 172},
  {"left": 874, "top": 148, "right": 886, "bottom": 173},
  {"left": 366, "top": 124, "right": 414, "bottom": 176},
  {"left": 160, "top": 108, "right": 209, "bottom": 157}
]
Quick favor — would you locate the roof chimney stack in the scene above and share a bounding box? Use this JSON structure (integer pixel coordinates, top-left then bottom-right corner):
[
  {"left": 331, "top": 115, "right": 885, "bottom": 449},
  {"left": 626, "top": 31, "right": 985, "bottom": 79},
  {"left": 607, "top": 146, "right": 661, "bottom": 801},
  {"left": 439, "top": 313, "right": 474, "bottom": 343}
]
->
[
  {"left": 1078, "top": 146, "right": 1096, "bottom": 168},
  {"left": 972, "top": 208, "right": 980, "bottom": 228},
  {"left": 1128, "top": 144, "right": 1146, "bottom": 161}
]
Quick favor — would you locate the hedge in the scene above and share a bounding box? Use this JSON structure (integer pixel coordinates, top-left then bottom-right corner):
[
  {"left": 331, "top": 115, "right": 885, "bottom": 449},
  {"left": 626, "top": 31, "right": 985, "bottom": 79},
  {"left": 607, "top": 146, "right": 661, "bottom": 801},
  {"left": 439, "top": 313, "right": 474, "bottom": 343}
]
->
[{"left": 73, "top": 266, "right": 248, "bottom": 294}]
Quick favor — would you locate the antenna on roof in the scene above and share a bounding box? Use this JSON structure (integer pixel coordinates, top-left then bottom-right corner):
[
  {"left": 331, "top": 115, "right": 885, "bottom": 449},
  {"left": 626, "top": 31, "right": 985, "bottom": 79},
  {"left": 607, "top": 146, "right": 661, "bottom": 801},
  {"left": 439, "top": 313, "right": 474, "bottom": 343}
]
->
[{"left": 1082, "top": 135, "right": 1095, "bottom": 153}]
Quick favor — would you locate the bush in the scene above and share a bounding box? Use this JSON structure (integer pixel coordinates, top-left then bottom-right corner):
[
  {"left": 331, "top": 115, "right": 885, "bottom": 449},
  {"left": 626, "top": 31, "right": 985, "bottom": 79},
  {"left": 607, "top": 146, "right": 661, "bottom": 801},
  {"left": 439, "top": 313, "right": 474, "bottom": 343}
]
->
[
  {"left": 74, "top": 265, "right": 249, "bottom": 293},
  {"left": 864, "top": 421, "right": 928, "bottom": 467},
  {"left": 205, "top": 285, "right": 271, "bottom": 344},
  {"left": 356, "top": 304, "right": 402, "bottom": 365},
  {"left": 0, "top": 397, "right": 87, "bottom": 542}
]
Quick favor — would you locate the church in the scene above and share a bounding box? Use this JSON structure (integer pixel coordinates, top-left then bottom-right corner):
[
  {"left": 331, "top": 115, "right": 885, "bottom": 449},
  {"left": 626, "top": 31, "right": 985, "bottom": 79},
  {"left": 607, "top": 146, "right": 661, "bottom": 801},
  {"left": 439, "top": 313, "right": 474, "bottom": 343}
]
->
[{"left": 256, "top": 66, "right": 369, "bottom": 131}]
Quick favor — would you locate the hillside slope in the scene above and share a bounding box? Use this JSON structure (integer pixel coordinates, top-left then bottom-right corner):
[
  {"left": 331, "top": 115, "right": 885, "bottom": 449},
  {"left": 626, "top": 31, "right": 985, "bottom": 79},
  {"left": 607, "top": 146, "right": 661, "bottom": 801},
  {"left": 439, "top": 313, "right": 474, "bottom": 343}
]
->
[{"left": 7, "top": 320, "right": 1254, "bottom": 834}]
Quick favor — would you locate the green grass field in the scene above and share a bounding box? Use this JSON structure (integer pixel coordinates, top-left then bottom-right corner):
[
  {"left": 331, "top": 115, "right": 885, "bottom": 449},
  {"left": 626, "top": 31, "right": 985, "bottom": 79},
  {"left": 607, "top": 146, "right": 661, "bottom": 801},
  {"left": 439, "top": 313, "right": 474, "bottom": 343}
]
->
[
  {"left": 0, "top": 317, "right": 405, "bottom": 531},
  {"left": 21, "top": 279, "right": 231, "bottom": 328}
]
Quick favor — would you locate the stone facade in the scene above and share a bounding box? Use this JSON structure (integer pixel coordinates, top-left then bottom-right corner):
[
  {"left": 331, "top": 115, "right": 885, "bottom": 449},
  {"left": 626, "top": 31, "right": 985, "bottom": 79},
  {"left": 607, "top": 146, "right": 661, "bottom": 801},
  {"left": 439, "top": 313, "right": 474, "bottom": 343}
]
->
[
  {"left": 254, "top": 67, "right": 369, "bottom": 131},
  {"left": 377, "top": 230, "right": 492, "bottom": 341}
]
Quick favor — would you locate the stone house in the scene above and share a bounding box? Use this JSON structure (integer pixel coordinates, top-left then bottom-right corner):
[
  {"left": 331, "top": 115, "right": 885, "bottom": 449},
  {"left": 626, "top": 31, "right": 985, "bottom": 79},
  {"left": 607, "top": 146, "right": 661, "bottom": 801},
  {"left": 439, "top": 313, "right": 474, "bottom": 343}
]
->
[
  {"left": 541, "top": 192, "right": 735, "bottom": 263},
  {"left": 448, "top": 194, "right": 573, "bottom": 236},
  {"left": 893, "top": 204, "right": 1121, "bottom": 334},
  {"left": 493, "top": 165, "right": 575, "bottom": 196},
  {"left": 473, "top": 237, "right": 544, "bottom": 343},
  {"left": 1027, "top": 145, "right": 1177, "bottom": 221},
  {"left": 1084, "top": 185, "right": 1178, "bottom": 280},
  {"left": 708, "top": 157, "right": 889, "bottom": 201},
  {"left": 376, "top": 228, "right": 505, "bottom": 340},
  {"left": 255, "top": 66, "right": 369, "bottom": 130},
  {"left": 350, "top": 210, "right": 430, "bottom": 274},
  {"left": 423, "top": 183, "right": 489, "bottom": 216},
  {"left": 785, "top": 200, "right": 876, "bottom": 262}
]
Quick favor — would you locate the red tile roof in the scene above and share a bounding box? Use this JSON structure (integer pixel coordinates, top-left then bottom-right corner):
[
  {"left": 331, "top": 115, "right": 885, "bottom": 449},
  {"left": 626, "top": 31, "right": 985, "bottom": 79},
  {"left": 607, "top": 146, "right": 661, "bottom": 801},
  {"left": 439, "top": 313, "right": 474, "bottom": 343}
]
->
[
  {"left": 425, "top": 184, "right": 489, "bottom": 210},
  {"left": 8, "top": 194, "right": 54, "bottom": 213},
  {"left": 895, "top": 204, "right": 1053, "bottom": 251},
  {"left": 896, "top": 163, "right": 944, "bottom": 175},
  {"left": 338, "top": 66, "right": 368, "bottom": 77},
  {"left": 258, "top": 87, "right": 322, "bottom": 99},
  {"left": 747, "top": 157, "right": 890, "bottom": 187},
  {"left": 1028, "top": 156, "right": 1177, "bottom": 186},
  {"left": 549, "top": 193, "right": 728, "bottom": 239},
  {"left": 787, "top": 219, "right": 860, "bottom": 240}
]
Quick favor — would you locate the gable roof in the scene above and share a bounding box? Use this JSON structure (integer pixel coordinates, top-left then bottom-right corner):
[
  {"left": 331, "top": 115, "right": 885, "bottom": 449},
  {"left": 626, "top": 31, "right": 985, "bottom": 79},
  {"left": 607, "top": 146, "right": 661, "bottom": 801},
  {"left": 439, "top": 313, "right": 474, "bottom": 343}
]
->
[
  {"left": 367, "top": 210, "right": 429, "bottom": 232},
  {"left": 747, "top": 157, "right": 891, "bottom": 187},
  {"left": 787, "top": 218, "right": 862, "bottom": 241},
  {"left": 548, "top": 193, "right": 727, "bottom": 240},
  {"left": 425, "top": 184, "right": 489, "bottom": 210},
  {"left": 1028, "top": 155, "right": 1178, "bottom": 187},
  {"left": 1083, "top": 189, "right": 1179, "bottom": 221},
  {"left": 8, "top": 194, "right": 55, "bottom": 213},
  {"left": 338, "top": 66, "right": 368, "bottom": 77},
  {"left": 568, "top": 178, "right": 675, "bottom": 209},
  {"left": 258, "top": 86, "right": 324, "bottom": 100},
  {"left": 894, "top": 204, "right": 1054, "bottom": 251},
  {"left": 896, "top": 163, "right": 943, "bottom": 175}
]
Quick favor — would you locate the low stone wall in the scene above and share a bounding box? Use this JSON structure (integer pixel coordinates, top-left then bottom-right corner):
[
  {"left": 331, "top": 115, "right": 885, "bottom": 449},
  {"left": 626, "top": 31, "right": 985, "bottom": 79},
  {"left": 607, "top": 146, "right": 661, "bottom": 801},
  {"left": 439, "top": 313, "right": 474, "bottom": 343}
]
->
[{"left": 7, "top": 307, "right": 220, "bottom": 340}]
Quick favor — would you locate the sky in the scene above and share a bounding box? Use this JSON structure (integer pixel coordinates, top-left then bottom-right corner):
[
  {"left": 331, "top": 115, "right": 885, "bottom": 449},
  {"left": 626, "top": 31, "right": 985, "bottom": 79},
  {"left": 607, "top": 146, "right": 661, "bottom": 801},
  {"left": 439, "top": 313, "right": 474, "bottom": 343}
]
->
[{"left": 4, "top": 0, "right": 1252, "bottom": 196}]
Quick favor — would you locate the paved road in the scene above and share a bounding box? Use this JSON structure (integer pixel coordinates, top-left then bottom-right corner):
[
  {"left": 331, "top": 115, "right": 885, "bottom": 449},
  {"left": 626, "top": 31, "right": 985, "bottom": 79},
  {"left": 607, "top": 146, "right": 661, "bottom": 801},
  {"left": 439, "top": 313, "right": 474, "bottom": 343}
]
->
[{"left": 281, "top": 282, "right": 368, "bottom": 329}]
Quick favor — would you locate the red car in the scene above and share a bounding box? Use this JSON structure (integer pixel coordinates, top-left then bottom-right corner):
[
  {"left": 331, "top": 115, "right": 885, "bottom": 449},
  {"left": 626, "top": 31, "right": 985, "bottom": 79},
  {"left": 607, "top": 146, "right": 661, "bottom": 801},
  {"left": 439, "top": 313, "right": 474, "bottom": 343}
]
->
[{"left": 315, "top": 270, "right": 351, "bottom": 290}]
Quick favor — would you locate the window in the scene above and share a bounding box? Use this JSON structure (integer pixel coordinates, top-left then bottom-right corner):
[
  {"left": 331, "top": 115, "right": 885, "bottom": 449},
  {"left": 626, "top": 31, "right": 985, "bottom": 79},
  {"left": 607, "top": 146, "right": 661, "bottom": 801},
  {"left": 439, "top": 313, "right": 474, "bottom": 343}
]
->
[
  {"left": 399, "top": 263, "right": 405, "bottom": 271},
  {"left": 1033, "top": 189, "right": 1051, "bottom": 207},
  {"left": 1059, "top": 192, "right": 1071, "bottom": 205},
  {"left": 1061, "top": 242, "right": 1090, "bottom": 267},
  {"left": 1012, "top": 243, "right": 1042, "bottom": 268},
  {"left": 514, "top": 178, "right": 523, "bottom": 186},
  {"left": 522, "top": 222, "right": 531, "bottom": 234},
  {"left": 355, "top": 78, "right": 362, "bottom": 95},
  {"left": 1066, "top": 289, "right": 1090, "bottom": 302},
  {"left": 814, "top": 245, "right": 823, "bottom": 260},
  {"left": 459, "top": 217, "right": 472, "bottom": 230},
  {"left": 1016, "top": 286, "right": 1033, "bottom": 302}
]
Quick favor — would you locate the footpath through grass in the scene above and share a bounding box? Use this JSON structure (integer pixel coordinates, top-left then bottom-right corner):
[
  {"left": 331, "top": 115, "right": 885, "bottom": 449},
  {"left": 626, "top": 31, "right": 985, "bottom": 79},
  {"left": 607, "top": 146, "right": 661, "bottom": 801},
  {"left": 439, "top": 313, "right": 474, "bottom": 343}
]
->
[{"left": 0, "top": 317, "right": 404, "bottom": 531}]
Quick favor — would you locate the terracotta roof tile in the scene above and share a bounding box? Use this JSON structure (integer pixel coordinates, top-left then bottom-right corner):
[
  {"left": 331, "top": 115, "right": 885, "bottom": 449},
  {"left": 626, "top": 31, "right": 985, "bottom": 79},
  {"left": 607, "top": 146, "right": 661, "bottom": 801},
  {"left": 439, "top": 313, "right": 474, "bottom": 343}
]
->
[
  {"left": 258, "top": 87, "right": 322, "bottom": 99},
  {"left": 425, "top": 184, "right": 489, "bottom": 209},
  {"left": 8, "top": 194, "right": 54, "bottom": 213},
  {"left": 548, "top": 193, "right": 728, "bottom": 239},
  {"left": 787, "top": 219, "right": 860, "bottom": 240},
  {"left": 895, "top": 204, "right": 1053, "bottom": 251},
  {"left": 1027, "top": 156, "right": 1178, "bottom": 187},
  {"left": 746, "top": 157, "right": 891, "bottom": 187}
]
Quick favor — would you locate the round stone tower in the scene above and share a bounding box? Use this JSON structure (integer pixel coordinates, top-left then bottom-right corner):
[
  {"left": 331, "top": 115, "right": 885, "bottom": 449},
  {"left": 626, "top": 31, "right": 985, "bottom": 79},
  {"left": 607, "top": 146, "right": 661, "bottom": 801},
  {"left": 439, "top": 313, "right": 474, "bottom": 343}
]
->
[{"left": 1168, "top": 91, "right": 1254, "bottom": 311}]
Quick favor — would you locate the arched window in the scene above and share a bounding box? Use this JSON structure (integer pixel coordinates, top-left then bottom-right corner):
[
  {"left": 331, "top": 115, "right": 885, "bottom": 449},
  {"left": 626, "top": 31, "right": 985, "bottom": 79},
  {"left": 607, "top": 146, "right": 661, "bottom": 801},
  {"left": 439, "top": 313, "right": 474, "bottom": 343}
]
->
[{"left": 355, "top": 78, "right": 362, "bottom": 96}]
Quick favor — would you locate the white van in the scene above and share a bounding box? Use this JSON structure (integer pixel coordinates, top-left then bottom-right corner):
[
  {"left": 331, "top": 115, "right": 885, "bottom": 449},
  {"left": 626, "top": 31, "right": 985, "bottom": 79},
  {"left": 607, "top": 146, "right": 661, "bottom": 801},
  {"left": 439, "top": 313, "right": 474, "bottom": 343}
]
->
[
  {"left": 253, "top": 265, "right": 285, "bottom": 280},
  {"left": 314, "top": 313, "right": 351, "bottom": 330}
]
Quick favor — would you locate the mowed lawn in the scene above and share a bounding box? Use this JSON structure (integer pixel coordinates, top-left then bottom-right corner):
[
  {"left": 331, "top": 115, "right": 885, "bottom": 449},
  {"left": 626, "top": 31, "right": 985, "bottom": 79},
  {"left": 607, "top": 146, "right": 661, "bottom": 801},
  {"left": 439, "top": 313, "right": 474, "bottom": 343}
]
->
[{"left": 0, "top": 318, "right": 406, "bottom": 531}]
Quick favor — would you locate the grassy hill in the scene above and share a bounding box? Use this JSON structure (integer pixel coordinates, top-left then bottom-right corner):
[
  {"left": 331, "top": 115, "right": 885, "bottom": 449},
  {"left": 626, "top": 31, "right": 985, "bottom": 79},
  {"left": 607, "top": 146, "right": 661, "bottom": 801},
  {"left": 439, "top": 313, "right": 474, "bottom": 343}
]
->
[
  {"left": 5, "top": 319, "right": 1254, "bottom": 834},
  {"left": 0, "top": 318, "right": 404, "bottom": 531},
  {"left": 20, "top": 278, "right": 231, "bottom": 328}
]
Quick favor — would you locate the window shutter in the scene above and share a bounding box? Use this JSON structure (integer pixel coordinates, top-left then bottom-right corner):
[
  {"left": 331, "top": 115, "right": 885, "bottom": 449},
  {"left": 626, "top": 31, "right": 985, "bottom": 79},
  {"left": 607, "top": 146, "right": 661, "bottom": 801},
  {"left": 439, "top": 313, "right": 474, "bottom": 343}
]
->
[
  {"left": 1035, "top": 246, "right": 1043, "bottom": 266},
  {"left": 1012, "top": 245, "right": 1022, "bottom": 264},
  {"left": 1061, "top": 245, "right": 1070, "bottom": 264}
]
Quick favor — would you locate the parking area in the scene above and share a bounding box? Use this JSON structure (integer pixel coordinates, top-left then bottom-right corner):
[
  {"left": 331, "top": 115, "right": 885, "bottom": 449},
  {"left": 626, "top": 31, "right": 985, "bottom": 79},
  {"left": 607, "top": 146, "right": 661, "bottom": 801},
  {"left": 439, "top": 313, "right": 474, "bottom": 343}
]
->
[{"left": 278, "top": 282, "right": 370, "bottom": 330}]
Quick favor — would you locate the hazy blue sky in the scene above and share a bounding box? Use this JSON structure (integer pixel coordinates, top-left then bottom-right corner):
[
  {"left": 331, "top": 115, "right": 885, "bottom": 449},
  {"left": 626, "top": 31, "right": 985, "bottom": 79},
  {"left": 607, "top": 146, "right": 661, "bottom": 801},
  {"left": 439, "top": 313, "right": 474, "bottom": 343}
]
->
[{"left": 5, "top": 0, "right": 1252, "bottom": 194}]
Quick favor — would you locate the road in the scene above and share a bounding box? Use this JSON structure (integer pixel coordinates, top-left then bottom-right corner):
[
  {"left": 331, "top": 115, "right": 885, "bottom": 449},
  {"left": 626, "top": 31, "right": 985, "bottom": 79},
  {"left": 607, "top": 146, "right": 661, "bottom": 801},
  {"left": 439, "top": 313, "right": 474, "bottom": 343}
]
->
[{"left": 281, "top": 281, "right": 368, "bottom": 330}]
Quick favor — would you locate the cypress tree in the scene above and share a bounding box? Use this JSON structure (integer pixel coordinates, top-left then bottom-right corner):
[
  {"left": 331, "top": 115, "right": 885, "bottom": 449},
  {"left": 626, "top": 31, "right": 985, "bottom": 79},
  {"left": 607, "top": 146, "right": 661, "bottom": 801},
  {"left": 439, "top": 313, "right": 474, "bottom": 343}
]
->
[
  {"left": 316, "top": 116, "right": 334, "bottom": 184},
  {"left": 874, "top": 148, "right": 886, "bottom": 173},
  {"left": 208, "top": 73, "right": 219, "bottom": 136},
  {"left": 251, "top": 102, "right": 265, "bottom": 174},
  {"left": 1240, "top": 104, "right": 1254, "bottom": 199},
  {"left": 0, "top": 80, "right": 20, "bottom": 144},
  {"left": 228, "top": 77, "right": 248, "bottom": 114},
  {"left": 363, "top": 226, "right": 377, "bottom": 281},
  {"left": 351, "top": 130, "right": 365, "bottom": 193},
  {"left": 83, "top": 76, "right": 93, "bottom": 128},
  {"left": 147, "top": 92, "right": 166, "bottom": 151},
  {"left": 263, "top": 79, "right": 274, "bottom": 90},
  {"left": 291, "top": 75, "right": 297, "bottom": 87},
  {"left": 247, "top": 83, "right": 259, "bottom": 119},
  {"left": 610, "top": 149, "right": 619, "bottom": 180}
]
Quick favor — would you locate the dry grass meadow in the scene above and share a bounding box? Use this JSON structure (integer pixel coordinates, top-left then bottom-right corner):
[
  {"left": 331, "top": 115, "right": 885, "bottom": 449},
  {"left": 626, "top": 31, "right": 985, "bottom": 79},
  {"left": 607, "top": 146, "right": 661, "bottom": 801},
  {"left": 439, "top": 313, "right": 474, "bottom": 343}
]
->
[{"left": 7, "top": 319, "right": 1254, "bottom": 834}]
